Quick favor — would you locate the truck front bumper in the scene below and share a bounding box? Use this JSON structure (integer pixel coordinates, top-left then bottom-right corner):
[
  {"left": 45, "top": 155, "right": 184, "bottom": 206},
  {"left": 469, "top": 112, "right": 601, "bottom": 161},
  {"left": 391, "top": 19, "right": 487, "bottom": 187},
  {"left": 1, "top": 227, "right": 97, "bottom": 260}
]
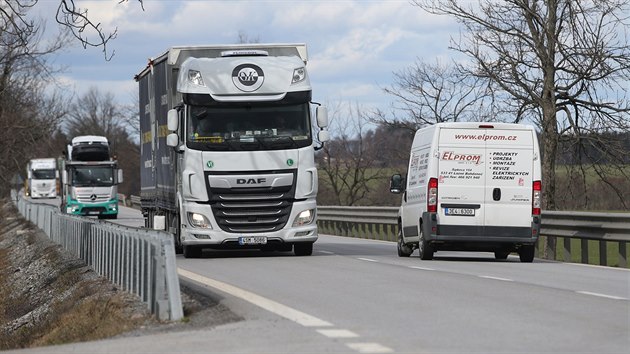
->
[
  {"left": 180, "top": 200, "right": 318, "bottom": 247},
  {"left": 66, "top": 200, "right": 119, "bottom": 216}
]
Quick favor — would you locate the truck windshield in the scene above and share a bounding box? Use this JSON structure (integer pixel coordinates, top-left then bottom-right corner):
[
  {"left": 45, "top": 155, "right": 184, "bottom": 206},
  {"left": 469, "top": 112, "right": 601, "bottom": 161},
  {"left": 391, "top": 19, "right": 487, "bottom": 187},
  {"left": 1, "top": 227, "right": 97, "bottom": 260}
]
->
[
  {"left": 186, "top": 103, "right": 312, "bottom": 151},
  {"left": 32, "top": 169, "right": 56, "bottom": 179},
  {"left": 71, "top": 166, "right": 114, "bottom": 187}
]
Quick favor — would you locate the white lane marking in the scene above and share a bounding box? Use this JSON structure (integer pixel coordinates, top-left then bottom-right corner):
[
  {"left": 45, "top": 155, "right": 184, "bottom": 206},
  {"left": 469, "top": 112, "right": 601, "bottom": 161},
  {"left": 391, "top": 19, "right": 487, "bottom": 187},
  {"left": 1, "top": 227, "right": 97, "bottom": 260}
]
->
[
  {"left": 346, "top": 342, "right": 394, "bottom": 353},
  {"left": 576, "top": 291, "right": 628, "bottom": 301},
  {"left": 357, "top": 257, "right": 379, "bottom": 263},
  {"left": 317, "top": 329, "right": 359, "bottom": 338},
  {"left": 318, "top": 250, "right": 335, "bottom": 255},
  {"left": 409, "top": 266, "right": 435, "bottom": 271},
  {"left": 479, "top": 275, "right": 514, "bottom": 282},
  {"left": 178, "top": 268, "right": 332, "bottom": 327}
]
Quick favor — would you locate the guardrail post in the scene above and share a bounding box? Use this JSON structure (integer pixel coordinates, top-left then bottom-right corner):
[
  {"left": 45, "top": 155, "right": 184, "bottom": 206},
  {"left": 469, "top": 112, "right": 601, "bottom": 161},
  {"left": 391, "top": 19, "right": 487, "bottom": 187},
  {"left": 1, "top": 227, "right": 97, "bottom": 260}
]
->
[
  {"left": 563, "top": 238, "right": 572, "bottom": 263},
  {"left": 618, "top": 241, "right": 627, "bottom": 268},
  {"left": 599, "top": 241, "right": 607, "bottom": 266},
  {"left": 581, "top": 239, "right": 589, "bottom": 264}
]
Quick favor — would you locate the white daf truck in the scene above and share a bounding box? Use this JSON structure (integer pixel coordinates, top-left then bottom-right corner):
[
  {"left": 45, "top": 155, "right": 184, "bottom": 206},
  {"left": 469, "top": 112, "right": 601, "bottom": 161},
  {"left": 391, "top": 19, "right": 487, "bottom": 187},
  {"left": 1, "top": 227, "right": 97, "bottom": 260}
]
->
[
  {"left": 26, "top": 158, "right": 58, "bottom": 198},
  {"left": 390, "top": 122, "right": 542, "bottom": 262},
  {"left": 135, "top": 44, "right": 329, "bottom": 258}
]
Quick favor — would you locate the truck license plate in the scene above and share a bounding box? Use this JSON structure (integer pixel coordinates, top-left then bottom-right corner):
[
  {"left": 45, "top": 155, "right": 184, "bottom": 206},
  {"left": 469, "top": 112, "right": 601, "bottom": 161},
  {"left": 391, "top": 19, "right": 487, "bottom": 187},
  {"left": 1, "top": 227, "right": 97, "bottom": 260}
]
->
[
  {"left": 239, "top": 236, "right": 267, "bottom": 245},
  {"left": 445, "top": 208, "right": 475, "bottom": 216}
]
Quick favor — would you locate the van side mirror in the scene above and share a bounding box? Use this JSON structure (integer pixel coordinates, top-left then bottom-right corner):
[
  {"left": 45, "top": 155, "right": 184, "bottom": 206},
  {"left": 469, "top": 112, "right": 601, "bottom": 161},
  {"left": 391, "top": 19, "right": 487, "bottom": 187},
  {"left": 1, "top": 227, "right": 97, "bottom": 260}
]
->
[
  {"left": 316, "top": 106, "right": 328, "bottom": 128},
  {"left": 390, "top": 174, "right": 405, "bottom": 194},
  {"left": 167, "top": 109, "right": 179, "bottom": 131}
]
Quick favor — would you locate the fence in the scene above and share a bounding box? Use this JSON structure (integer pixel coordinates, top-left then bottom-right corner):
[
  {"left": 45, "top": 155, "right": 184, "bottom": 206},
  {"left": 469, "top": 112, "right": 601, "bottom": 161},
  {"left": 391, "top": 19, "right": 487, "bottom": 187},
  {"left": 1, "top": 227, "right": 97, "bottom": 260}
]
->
[
  {"left": 12, "top": 191, "right": 183, "bottom": 321},
  {"left": 316, "top": 206, "right": 630, "bottom": 268}
]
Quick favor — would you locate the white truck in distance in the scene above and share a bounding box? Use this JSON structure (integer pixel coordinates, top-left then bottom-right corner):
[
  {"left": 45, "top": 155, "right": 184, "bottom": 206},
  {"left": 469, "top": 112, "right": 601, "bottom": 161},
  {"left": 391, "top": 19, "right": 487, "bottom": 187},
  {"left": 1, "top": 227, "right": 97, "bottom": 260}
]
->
[
  {"left": 136, "top": 43, "right": 329, "bottom": 258},
  {"left": 390, "top": 122, "right": 542, "bottom": 262},
  {"left": 60, "top": 136, "right": 123, "bottom": 219},
  {"left": 26, "top": 158, "right": 58, "bottom": 198}
]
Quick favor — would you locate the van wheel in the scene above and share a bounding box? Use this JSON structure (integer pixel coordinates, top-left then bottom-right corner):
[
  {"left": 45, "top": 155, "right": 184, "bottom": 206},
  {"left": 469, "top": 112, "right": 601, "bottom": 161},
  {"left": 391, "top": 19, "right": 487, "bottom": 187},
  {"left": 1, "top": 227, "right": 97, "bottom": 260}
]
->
[
  {"left": 494, "top": 251, "right": 510, "bottom": 260},
  {"left": 418, "top": 230, "right": 434, "bottom": 260},
  {"left": 518, "top": 245, "right": 535, "bottom": 263},
  {"left": 397, "top": 230, "right": 413, "bottom": 257},
  {"left": 183, "top": 245, "right": 202, "bottom": 259}
]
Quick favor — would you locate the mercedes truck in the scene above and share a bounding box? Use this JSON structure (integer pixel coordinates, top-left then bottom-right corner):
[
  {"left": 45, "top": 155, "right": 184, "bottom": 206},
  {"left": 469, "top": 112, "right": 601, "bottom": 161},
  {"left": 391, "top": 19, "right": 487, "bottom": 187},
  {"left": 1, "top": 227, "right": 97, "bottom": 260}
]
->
[
  {"left": 26, "top": 158, "right": 59, "bottom": 198},
  {"left": 135, "top": 43, "right": 329, "bottom": 258},
  {"left": 60, "top": 136, "right": 123, "bottom": 219}
]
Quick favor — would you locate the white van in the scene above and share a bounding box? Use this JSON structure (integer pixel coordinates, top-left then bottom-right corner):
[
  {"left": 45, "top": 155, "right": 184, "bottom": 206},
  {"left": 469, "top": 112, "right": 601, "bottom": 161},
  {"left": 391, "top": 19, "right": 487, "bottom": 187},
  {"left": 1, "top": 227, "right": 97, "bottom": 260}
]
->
[{"left": 390, "top": 122, "right": 542, "bottom": 262}]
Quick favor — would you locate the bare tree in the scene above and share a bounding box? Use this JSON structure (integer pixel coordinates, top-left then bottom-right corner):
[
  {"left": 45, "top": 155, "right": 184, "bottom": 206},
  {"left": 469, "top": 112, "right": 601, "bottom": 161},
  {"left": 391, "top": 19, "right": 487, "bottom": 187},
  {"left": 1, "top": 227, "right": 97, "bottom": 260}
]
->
[
  {"left": 0, "top": 12, "right": 69, "bottom": 198},
  {"left": 373, "top": 60, "right": 498, "bottom": 133},
  {"left": 414, "top": 0, "right": 630, "bottom": 213},
  {"left": 0, "top": 0, "right": 145, "bottom": 60},
  {"left": 317, "top": 102, "right": 391, "bottom": 206}
]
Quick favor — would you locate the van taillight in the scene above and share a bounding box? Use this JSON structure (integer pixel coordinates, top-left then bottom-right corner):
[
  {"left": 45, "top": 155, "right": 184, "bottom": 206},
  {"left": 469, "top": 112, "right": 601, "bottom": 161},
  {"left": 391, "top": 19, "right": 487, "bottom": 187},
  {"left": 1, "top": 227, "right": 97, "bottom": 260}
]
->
[
  {"left": 428, "top": 178, "right": 438, "bottom": 213},
  {"left": 532, "top": 180, "right": 542, "bottom": 215}
]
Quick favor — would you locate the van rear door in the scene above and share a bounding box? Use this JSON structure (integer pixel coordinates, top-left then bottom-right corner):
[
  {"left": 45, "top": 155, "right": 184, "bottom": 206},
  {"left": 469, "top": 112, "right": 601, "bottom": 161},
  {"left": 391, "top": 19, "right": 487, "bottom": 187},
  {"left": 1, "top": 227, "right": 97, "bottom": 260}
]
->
[
  {"left": 483, "top": 129, "right": 534, "bottom": 230},
  {"left": 437, "top": 128, "right": 487, "bottom": 228},
  {"left": 437, "top": 127, "right": 535, "bottom": 236}
]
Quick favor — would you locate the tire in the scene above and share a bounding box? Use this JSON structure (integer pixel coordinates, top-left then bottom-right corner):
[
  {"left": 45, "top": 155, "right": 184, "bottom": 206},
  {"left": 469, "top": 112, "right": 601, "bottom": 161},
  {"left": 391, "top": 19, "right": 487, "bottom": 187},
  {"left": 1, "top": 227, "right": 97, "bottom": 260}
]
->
[
  {"left": 494, "top": 251, "right": 510, "bottom": 260},
  {"left": 183, "top": 245, "right": 202, "bottom": 259},
  {"left": 294, "top": 242, "right": 313, "bottom": 256},
  {"left": 418, "top": 227, "right": 434, "bottom": 260},
  {"left": 519, "top": 245, "right": 535, "bottom": 263},
  {"left": 397, "top": 229, "right": 413, "bottom": 257},
  {"left": 172, "top": 215, "right": 183, "bottom": 254}
]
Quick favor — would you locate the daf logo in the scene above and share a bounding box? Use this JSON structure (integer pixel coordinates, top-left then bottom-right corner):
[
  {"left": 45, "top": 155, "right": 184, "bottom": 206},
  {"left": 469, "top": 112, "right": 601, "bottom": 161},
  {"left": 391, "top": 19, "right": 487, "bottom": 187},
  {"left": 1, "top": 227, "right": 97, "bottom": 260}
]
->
[
  {"left": 232, "top": 64, "right": 264, "bottom": 92},
  {"left": 237, "top": 178, "right": 266, "bottom": 185},
  {"left": 90, "top": 194, "right": 97, "bottom": 201}
]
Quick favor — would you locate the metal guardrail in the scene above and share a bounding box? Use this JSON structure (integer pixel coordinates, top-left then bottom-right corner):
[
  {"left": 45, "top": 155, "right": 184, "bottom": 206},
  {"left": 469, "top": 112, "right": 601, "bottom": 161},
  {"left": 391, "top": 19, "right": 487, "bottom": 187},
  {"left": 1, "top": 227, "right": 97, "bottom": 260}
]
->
[
  {"left": 13, "top": 190, "right": 183, "bottom": 321},
  {"left": 316, "top": 206, "right": 630, "bottom": 268}
]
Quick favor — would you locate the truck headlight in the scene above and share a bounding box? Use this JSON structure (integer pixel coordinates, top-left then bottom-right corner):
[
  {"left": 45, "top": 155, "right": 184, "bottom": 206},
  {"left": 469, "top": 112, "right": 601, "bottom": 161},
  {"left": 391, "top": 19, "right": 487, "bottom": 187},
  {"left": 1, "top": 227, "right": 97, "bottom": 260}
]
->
[
  {"left": 188, "top": 212, "right": 212, "bottom": 229},
  {"left": 188, "top": 70, "right": 204, "bottom": 86},
  {"left": 292, "top": 209, "right": 315, "bottom": 227},
  {"left": 292, "top": 67, "right": 306, "bottom": 84}
]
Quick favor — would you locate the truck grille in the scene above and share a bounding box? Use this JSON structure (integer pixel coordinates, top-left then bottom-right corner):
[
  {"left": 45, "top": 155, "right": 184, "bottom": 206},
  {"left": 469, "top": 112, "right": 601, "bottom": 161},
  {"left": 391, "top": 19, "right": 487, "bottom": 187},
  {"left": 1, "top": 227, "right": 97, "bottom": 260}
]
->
[
  {"left": 76, "top": 193, "right": 110, "bottom": 203},
  {"left": 208, "top": 176, "right": 296, "bottom": 233}
]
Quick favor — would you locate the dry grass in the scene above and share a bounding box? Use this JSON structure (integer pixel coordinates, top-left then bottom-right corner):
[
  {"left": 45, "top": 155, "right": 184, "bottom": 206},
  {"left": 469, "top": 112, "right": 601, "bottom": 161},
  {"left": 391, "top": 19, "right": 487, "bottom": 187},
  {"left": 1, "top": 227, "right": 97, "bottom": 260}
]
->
[{"left": 0, "top": 200, "right": 155, "bottom": 350}]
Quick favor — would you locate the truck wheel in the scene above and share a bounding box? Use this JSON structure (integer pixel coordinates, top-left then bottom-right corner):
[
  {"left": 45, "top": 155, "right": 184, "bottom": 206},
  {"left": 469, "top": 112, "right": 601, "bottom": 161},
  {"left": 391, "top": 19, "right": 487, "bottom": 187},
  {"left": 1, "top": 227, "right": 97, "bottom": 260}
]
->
[
  {"left": 183, "top": 245, "right": 202, "bottom": 259},
  {"left": 418, "top": 229, "right": 434, "bottom": 260},
  {"left": 519, "top": 245, "right": 535, "bottom": 263},
  {"left": 294, "top": 242, "right": 313, "bottom": 256},
  {"left": 397, "top": 230, "right": 413, "bottom": 257}
]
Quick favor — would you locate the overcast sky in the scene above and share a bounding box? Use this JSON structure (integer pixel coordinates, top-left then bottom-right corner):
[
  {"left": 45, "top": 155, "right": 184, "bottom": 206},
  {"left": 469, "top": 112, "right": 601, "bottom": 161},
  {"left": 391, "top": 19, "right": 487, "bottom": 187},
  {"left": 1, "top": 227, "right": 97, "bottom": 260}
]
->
[{"left": 36, "top": 0, "right": 457, "bottom": 114}]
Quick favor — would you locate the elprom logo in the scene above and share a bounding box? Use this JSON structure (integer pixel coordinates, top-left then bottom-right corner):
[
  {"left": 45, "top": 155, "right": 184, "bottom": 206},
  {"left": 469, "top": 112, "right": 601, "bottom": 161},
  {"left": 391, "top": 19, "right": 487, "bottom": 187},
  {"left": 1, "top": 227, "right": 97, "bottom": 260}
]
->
[
  {"left": 441, "top": 151, "right": 482, "bottom": 165},
  {"left": 232, "top": 64, "right": 264, "bottom": 92}
]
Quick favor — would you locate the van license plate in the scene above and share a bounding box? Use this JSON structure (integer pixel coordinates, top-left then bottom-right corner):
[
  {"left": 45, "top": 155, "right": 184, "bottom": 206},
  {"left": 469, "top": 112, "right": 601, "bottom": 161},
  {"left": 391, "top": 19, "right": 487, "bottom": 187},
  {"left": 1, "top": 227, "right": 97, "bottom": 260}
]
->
[
  {"left": 445, "top": 208, "right": 475, "bottom": 216},
  {"left": 239, "top": 236, "right": 268, "bottom": 245}
]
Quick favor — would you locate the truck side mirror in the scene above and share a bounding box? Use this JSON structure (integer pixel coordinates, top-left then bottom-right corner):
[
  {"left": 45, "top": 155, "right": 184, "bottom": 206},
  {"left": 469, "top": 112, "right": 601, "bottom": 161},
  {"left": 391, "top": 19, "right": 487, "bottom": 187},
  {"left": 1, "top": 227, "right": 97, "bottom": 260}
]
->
[
  {"left": 390, "top": 174, "right": 405, "bottom": 194},
  {"left": 316, "top": 106, "right": 328, "bottom": 128},
  {"left": 318, "top": 130, "right": 330, "bottom": 143},
  {"left": 166, "top": 133, "right": 179, "bottom": 147},
  {"left": 62, "top": 171, "right": 68, "bottom": 185},
  {"left": 167, "top": 109, "right": 179, "bottom": 131},
  {"left": 55, "top": 170, "right": 59, "bottom": 178},
  {"left": 117, "top": 169, "right": 124, "bottom": 184},
  {"left": 27, "top": 171, "right": 32, "bottom": 179}
]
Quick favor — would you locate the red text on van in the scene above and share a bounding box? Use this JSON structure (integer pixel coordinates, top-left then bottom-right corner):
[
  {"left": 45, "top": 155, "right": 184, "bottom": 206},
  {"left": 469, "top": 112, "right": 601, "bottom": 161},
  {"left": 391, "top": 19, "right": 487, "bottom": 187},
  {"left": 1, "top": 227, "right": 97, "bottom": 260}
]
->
[{"left": 441, "top": 151, "right": 482, "bottom": 165}]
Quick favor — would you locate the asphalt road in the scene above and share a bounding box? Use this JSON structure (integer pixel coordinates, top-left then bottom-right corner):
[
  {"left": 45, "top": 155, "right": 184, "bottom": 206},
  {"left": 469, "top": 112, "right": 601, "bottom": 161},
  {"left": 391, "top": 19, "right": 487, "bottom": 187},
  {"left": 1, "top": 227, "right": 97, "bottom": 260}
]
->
[{"left": 13, "top": 201, "right": 630, "bottom": 353}]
